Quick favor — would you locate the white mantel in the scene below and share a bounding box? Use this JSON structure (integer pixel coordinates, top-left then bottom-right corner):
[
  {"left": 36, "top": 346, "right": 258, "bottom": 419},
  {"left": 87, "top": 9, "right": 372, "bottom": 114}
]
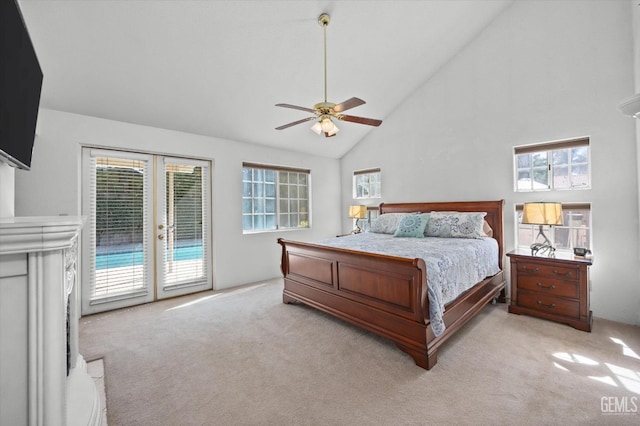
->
[{"left": 0, "top": 216, "right": 101, "bottom": 426}]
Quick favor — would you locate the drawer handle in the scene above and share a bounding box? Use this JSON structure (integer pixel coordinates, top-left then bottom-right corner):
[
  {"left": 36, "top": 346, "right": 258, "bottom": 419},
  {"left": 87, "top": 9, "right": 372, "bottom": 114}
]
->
[
  {"left": 521, "top": 266, "right": 539, "bottom": 273},
  {"left": 536, "top": 282, "right": 556, "bottom": 290},
  {"left": 552, "top": 269, "right": 572, "bottom": 278},
  {"left": 537, "top": 300, "right": 556, "bottom": 309}
]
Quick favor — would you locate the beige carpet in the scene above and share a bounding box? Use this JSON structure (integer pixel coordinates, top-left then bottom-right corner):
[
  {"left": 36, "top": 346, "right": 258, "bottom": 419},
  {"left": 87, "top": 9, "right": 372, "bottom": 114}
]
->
[{"left": 80, "top": 278, "right": 640, "bottom": 426}]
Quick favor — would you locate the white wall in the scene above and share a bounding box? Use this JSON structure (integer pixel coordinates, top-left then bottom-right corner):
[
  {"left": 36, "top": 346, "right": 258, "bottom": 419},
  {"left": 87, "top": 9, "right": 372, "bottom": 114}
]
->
[
  {"left": 0, "top": 162, "right": 15, "bottom": 217},
  {"left": 341, "top": 1, "right": 640, "bottom": 325},
  {"left": 15, "top": 108, "right": 341, "bottom": 290},
  {"left": 632, "top": 0, "right": 640, "bottom": 326}
]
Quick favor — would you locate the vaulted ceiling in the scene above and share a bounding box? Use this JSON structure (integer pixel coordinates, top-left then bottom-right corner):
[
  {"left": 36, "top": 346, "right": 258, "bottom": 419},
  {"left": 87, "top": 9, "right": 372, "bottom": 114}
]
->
[{"left": 19, "top": 0, "right": 513, "bottom": 158}]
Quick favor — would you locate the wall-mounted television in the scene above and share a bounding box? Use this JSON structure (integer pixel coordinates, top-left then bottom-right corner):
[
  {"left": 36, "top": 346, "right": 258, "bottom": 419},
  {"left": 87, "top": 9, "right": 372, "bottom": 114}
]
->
[{"left": 0, "top": 0, "right": 43, "bottom": 170}]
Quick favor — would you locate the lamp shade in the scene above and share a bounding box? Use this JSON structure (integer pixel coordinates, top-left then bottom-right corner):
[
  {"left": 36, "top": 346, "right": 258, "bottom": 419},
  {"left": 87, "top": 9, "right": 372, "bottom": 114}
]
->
[
  {"left": 348, "top": 205, "right": 367, "bottom": 219},
  {"left": 522, "top": 202, "right": 563, "bottom": 226}
]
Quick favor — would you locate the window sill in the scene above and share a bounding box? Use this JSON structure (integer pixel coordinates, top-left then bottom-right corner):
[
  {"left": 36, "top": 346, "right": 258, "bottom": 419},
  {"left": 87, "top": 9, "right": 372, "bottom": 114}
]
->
[{"left": 243, "top": 227, "right": 311, "bottom": 235}]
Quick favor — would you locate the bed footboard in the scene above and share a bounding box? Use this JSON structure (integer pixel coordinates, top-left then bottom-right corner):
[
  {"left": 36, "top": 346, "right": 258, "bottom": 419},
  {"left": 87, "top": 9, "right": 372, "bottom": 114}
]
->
[{"left": 278, "top": 238, "right": 437, "bottom": 365}]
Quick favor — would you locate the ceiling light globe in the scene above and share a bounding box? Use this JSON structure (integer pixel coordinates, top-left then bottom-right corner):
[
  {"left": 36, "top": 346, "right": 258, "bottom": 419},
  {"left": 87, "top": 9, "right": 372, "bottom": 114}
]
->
[{"left": 321, "top": 117, "right": 334, "bottom": 132}]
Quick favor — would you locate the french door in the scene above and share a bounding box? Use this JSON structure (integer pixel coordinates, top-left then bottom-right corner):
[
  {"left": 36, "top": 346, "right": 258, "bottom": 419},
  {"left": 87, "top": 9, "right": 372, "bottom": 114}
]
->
[{"left": 81, "top": 148, "right": 212, "bottom": 315}]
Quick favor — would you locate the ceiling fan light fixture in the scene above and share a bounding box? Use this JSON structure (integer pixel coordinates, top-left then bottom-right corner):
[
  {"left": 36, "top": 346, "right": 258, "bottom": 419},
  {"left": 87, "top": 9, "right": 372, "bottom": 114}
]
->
[
  {"left": 321, "top": 116, "right": 335, "bottom": 133},
  {"left": 310, "top": 121, "right": 323, "bottom": 135}
]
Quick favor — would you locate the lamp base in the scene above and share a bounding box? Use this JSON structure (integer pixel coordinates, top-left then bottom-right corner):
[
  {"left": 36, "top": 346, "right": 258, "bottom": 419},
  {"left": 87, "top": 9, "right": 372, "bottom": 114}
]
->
[
  {"left": 530, "top": 224, "right": 556, "bottom": 257},
  {"left": 530, "top": 243, "right": 555, "bottom": 257}
]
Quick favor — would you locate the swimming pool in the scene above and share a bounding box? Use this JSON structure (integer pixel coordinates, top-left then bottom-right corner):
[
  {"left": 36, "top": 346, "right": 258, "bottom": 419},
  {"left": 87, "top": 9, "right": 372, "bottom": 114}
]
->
[{"left": 96, "top": 244, "right": 203, "bottom": 269}]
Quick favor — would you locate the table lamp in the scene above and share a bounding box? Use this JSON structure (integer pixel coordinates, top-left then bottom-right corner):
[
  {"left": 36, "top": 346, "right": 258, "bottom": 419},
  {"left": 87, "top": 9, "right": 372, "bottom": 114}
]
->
[
  {"left": 522, "top": 202, "right": 563, "bottom": 256},
  {"left": 349, "top": 205, "right": 367, "bottom": 233}
]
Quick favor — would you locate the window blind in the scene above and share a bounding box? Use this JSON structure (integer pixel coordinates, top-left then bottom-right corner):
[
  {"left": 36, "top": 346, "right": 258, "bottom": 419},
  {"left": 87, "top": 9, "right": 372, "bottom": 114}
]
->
[
  {"left": 88, "top": 150, "right": 151, "bottom": 304},
  {"left": 353, "top": 167, "right": 381, "bottom": 176},
  {"left": 514, "top": 137, "right": 589, "bottom": 155},
  {"left": 161, "top": 159, "right": 210, "bottom": 290}
]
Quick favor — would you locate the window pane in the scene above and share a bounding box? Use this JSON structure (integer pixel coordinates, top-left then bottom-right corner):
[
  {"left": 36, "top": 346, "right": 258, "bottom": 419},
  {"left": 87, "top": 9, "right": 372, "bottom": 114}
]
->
[
  {"left": 265, "top": 214, "right": 276, "bottom": 229},
  {"left": 255, "top": 215, "right": 265, "bottom": 229},
  {"left": 290, "top": 185, "right": 298, "bottom": 199},
  {"left": 265, "top": 170, "right": 277, "bottom": 182},
  {"left": 265, "top": 183, "right": 275, "bottom": 197},
  {"left": 280, "top": 185, "right": 289, "bottom": 198},
  {"left": 553, "top": 165, "right": 569, "bottom": 189},
  {"left": 515, "top": 142, "right": 589, "bottom": 192},
  {"left": 554, "top": 227, "right": 570, "bottom": 250},
  {"left": 570, "top": 164, "right": 589, "bottom": 188},
  {"left": 517, "top": 154, "right": 531, "bottom": 168},
  {"left": 571, "top": 147, "right": 588, "bottom": 163},
  {"left": 243, "top": 166, "right": 311, "bottom": 232},
  {"left": 533, "top": 168, "right": 548, "bottom": 188},
  {"left": 266, "top": 199, "right": 275, "bottom": 213},
  {"left": 254, "top": 182, "right": 263, "bottom": 197},
  {"left": 353, "top": 170, "right": 381, "bottom": 199},
  {"left": 516, "top": 205, "right": 591, "bottom": 252},
  {"left": 242, "top": 199, "right": 252, "bottom": 213},
  {"left": 299, "top": 185, "right": 308, "bottom": 199},
  {"left": 254, "top": 198, "right": 264, "bottom": 213},
  {"left": 242, "top": 182, "right": 252, "bottom": 197},
  {"left": 552, "top": 149, "right": 569, "bottom": 166},
  {"left": 243, "top": 215, "right": 253, "bottom": 231}
]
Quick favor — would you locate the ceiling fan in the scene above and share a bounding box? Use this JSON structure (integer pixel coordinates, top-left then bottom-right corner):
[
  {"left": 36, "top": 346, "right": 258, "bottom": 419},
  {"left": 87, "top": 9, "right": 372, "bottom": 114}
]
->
[{"left": 275, "top": 13, "right": 382, "bottom": 137}]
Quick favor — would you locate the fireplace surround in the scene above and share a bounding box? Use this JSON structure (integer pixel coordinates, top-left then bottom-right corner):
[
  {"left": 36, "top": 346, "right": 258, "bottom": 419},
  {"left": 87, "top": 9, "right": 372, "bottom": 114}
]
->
[{"left": 0, "top": 216, "right": 101, "bottom": 426}]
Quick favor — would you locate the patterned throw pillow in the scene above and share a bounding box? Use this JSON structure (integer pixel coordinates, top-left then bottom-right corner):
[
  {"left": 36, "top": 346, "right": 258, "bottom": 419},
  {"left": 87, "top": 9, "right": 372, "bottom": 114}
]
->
[
  {"left": 424, "top": 212, "right": 487, "bottom": 239},
  {"left": 370, "top": 213, "right": 407, "bottom": 234},
  {"left": 393, "top": 214, "right": 430, "bottom": 238}
]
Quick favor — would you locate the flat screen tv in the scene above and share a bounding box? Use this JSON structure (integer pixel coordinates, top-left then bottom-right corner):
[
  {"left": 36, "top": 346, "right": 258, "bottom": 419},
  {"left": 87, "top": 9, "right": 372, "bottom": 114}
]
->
[{"left": 0, "top": 0, "right": 43, "bottom": 170}]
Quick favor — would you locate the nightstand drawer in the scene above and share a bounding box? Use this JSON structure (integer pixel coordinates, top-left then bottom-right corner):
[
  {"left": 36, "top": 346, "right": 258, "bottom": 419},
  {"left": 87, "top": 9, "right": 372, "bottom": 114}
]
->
[
  {"left": 517, "top": 262, "right": 578, "bottom": 281},
  {"left": 517, "top": 292, "right": 579, "bottom": 318},
  {"left": 517, "top": 276, "right": 578, "bottom": 299}
]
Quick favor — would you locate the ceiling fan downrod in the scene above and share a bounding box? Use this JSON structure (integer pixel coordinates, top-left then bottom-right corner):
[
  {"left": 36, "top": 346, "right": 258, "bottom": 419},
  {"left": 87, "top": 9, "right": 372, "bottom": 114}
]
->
[{"left": 319, "top": 13, "right": 330, "bottom": 104}]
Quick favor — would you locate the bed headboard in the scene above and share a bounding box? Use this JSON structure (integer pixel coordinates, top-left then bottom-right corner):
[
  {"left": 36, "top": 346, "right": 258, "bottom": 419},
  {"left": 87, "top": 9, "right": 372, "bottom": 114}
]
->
[{"left": 379, "top": 200, "right": 505, "bottom": 269}]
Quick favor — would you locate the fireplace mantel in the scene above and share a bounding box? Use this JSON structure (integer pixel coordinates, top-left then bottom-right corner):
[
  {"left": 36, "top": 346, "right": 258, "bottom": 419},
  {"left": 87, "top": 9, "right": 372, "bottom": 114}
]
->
[{"left": 0, "top": 216, "right": 101, "bottom": 426}]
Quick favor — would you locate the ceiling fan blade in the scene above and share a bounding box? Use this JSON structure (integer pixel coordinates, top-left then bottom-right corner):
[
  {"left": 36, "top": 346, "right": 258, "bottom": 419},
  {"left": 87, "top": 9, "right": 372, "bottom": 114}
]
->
[
  {"left": 275, "top": 103, "right": 317, "bottom": 114},
  {"left": 338, "top": 114, "right": 383, "bottom": 127},
  {"left": 332, "top": 97, "right": 365, "bottom": 113},
  {"left": 275, "top": 116, "right": 317, "bottom": 130}
]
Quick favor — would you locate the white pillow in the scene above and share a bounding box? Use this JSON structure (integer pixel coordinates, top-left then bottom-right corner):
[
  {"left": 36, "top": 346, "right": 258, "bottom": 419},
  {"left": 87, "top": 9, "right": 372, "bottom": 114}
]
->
[
  {"left": 424, "top": 211, "right": 487, "bottom": 239},
  {"left": 370, "top": 213, "right": 407, "bottom": 234}
]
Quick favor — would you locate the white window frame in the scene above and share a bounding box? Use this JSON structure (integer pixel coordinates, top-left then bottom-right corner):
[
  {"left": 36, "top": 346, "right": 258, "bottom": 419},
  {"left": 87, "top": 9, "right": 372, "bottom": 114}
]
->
[
  {"left": 515, "top": 203, "right": 592, "bottom": 253},
  {"left": 242, "top": 162, "right": 311, "bottom": 233},
  {"left": 353, "top": 168, "right": 381, "bottom": 199},
  {"left": 514, "top": 137, "right": 590, "bottom": 192}
]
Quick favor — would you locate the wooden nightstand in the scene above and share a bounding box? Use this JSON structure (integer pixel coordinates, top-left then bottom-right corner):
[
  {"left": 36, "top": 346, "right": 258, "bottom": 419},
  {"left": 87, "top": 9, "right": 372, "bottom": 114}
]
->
[{"left": 507, "top": 249, "right": 592, "bottom": 332}]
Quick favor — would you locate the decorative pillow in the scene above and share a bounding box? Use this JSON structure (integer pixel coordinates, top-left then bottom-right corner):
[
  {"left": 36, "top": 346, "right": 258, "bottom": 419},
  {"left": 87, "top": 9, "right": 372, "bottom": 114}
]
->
[
  {"left": 424, "top": 212, "right": 487, "bottom": 239},
  {"left": 370, "top": 213, "right": 407, "bottom": 234},
  {"left": 393, "top": 214, "right": 430, "bottom": 238},
  {"left": 483, "top": 220, "right": 493, "bottom": 238}
]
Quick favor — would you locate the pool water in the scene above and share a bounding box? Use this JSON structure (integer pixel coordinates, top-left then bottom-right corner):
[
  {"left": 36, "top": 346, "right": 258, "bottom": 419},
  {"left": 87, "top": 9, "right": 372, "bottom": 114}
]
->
[{"left": 96, "top": 245, "right": 203, "bottom": 269}]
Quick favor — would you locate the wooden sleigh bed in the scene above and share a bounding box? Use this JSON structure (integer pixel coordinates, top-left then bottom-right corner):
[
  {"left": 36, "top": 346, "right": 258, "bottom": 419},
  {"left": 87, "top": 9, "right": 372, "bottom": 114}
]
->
[{"left": 277, "top": 200, "right": 506, "bottom": 370}]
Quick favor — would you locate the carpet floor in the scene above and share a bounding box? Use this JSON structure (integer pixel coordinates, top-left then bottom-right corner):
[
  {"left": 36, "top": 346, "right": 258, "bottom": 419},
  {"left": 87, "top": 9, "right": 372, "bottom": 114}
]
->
[{"left": 80, "top": 278, "right": 640, "bottom": 425}]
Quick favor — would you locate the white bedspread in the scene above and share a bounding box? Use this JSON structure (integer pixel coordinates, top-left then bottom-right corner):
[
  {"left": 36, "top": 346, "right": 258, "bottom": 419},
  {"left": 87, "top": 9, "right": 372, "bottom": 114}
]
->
[{"left": 313, "top": 233, "right": 501, "bottom": 337}]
